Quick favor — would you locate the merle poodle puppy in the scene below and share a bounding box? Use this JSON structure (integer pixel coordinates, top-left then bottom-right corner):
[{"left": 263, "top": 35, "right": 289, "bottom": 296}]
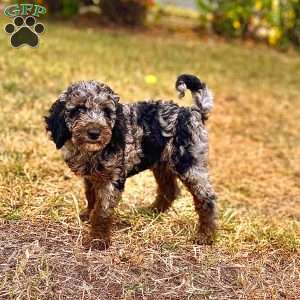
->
[{"left": 45, "top": 74, "right": 217, "bottom": 250}]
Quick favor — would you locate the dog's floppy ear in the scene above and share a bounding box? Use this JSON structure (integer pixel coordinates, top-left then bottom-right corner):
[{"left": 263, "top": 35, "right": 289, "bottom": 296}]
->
[{"left": 45, "top": 99, "right": 71, "bottom": 149}]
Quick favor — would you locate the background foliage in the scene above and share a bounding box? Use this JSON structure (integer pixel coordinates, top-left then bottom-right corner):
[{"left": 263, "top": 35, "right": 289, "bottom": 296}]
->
[
  {"left": 9, "top": 1, "right": 300, "bottom": 47},
  {"left": 197, "top": 0, "right": 300, "bottom": 47},
  {"left": 37, "top": 0, "right": 154, "bottom": 25},
  {"left": 99, "top": 0, "right": 154, "bottom": 26}
]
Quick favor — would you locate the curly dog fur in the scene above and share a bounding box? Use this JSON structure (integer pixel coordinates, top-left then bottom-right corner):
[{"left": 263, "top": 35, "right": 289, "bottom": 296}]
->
[{"left": 45, "top": 74, "right": 217, "bottom": 250}]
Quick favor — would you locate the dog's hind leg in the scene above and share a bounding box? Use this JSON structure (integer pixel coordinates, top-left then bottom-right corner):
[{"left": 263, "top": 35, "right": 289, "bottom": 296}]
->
[
  {"left": 79, "top": 179, "right": 96, "bottom": 222},
  {"left": 178, "top": 166, "right": 217, "bottom": 245},
  {"left": 150, "top": 164, "right": 180, "bottom": 213}
]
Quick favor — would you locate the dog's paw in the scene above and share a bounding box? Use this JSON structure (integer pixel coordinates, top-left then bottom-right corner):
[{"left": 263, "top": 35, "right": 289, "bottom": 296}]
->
[
  {"left": 194, "top": 236, "right": 213, "bottom": 245},
  {"left": 194, "top": 230, "right": 215, "bottom": 245},
  {"left": 83, "top": 235, "right": 111, "bottom": 251},
  {"left": 79, "top": 209, "right": 91, "bottom": 222}
]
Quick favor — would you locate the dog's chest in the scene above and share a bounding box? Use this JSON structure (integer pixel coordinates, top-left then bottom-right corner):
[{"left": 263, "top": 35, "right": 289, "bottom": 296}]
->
[
  {"left": 61, "top": 143, "right": 112, "bottom": 181},
  {"left": 62, "top": 146, "right": 90, "bottom": 176}
]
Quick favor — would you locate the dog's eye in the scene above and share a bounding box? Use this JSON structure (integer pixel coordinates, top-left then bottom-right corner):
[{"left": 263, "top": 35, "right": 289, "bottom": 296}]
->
[
  {"left": 67, "top": 106, "right": 86, "bottom": 118},
  {"left": 103, "top": 108, "right": 111, "bottom": 118}
]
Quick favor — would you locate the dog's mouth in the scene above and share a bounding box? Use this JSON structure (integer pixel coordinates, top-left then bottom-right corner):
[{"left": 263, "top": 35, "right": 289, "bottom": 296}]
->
[
  {"left": 71, "top": 135, "right": 102, "bottom": 152},
  {"left": 86, "top": 139, "right": 101, "bottom": 144},
  {"left": 83, "top": 142, "right": 102, "bottom": 152}
]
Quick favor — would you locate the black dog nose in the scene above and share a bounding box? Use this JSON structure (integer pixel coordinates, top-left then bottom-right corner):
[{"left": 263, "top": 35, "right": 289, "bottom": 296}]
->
[{"left": 87, "top": 128, "right": 100, "bottom": 140}]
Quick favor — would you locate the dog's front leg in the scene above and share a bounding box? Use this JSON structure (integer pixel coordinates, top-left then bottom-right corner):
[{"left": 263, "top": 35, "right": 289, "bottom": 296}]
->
[
  {"left": 86, "top": 182, "right": 121, "bottom": 250},
  {"left": 80, "top": 179, "right": 96, "bottom": 222}
]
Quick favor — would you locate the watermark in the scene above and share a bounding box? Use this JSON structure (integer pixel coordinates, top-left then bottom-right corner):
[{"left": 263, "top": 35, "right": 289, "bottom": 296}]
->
[{"left": 3, "top": 4, "right": 47, "bottom": 48}]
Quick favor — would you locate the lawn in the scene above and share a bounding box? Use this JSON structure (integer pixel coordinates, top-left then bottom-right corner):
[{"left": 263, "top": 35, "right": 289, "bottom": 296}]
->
[{"left": 0, "top": 19, "right": 300, "bottom": 299}]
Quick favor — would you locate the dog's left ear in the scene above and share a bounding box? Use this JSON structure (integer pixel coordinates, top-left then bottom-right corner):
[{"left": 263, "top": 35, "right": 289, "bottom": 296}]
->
[{"left": 45, "top": 99, "right": 71, "bottom": 149}]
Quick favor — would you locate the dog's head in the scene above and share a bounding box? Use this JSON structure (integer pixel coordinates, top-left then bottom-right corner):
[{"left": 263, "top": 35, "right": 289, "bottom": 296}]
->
[{"left": 45, "top": 80, "right": 120, "bottom": 152}]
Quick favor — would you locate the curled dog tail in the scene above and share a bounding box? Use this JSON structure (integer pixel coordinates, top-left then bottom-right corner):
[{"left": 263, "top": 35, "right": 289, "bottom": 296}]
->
[{"left": 175, "top": 74, "right": 214, "bottom": 121}]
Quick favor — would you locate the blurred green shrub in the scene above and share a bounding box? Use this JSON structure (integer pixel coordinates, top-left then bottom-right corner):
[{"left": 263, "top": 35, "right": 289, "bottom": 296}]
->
[
  {"left": 197, "top": 0, "right": 300, "bottom": 48},
  {"left": 61, "top": 0, "right": 80, "bottom": 17},
  {"left": 99, "top": 0, "right": 154, "bottom": 26},
  {"left": 39, "top": 0, "right": 79, "bottom": 17}
]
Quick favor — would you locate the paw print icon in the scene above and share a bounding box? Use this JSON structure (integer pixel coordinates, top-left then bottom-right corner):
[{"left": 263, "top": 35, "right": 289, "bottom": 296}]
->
[{"left": 4, "top": 16, "right": 45, "bottom": 48}]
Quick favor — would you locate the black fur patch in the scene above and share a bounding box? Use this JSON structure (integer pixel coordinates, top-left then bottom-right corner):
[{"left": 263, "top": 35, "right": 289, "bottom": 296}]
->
[
  {"left": 176, "top": 74, "right": 205, "bottom": 92},
  {"left": 102, "top": 104, "right": 126, "bottom": 159},
  {"left": 127, "top": 102, "right": 168, "bottom": 177},
  {"left": 45, "top": 100, "right": 71, "bottom": 149}
]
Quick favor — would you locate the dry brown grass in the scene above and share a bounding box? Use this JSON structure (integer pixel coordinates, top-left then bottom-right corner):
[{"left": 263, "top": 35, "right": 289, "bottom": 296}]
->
[
  {"left": 0, "top": 19, "right": 299, "bottom": 299},
  {"left": 1, "top": 220, "right": 299, "bottom": 299}
]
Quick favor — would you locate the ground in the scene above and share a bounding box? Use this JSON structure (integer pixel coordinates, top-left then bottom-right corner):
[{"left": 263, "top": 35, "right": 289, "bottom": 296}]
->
[{"left": 0, "top": 18, "right": 299, "bottom": 300}]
